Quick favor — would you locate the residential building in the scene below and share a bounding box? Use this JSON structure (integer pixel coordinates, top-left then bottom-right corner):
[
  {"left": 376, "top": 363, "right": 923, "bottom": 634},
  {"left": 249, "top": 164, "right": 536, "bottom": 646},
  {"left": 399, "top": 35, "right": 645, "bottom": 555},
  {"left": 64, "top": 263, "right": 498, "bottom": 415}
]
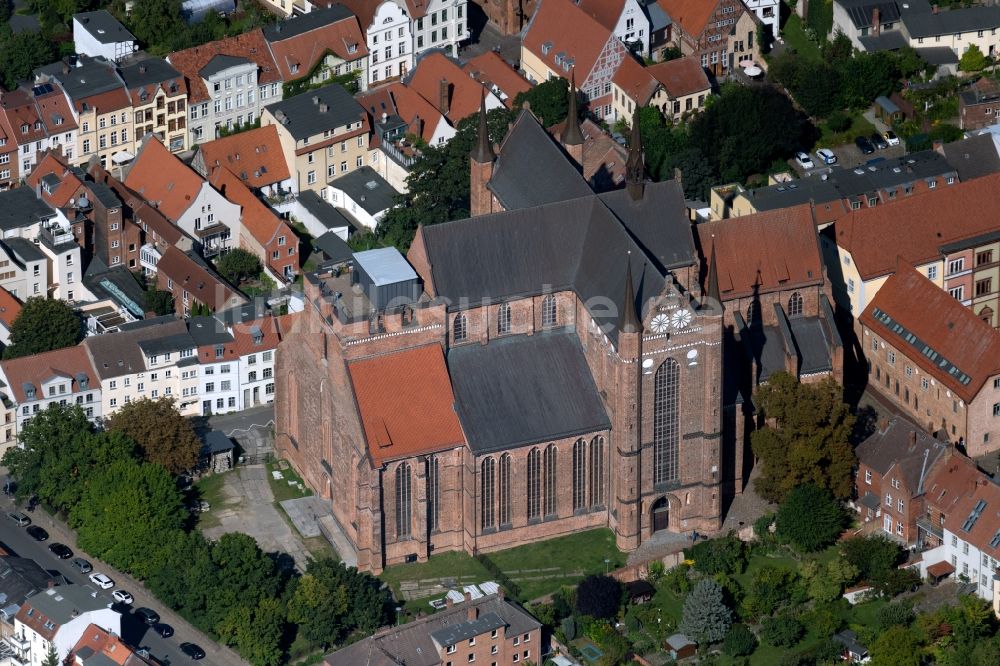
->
[
  {"left": 125, "top": 137, "right": 242, "bottom": 257},
  {"left": 154, "top": 246, "right": 246, "bottom": 316},
  {"left": 190, "top": 316, "right": 240, "bottom": 415},
  {"left": 69, "top": 624, "right": 156, "bottom": 665},
  {"left": 405, "top": 0, "right": 470, "bottom": 57},
  {"left": 262, "top": 83, "right": 370, "bottom": 193},
  {"left": 167, "top": 29, "right": 283, "bottom": 144},
  {"left": 340, "top": 0, "right": 416, "bottom": 86},
  {"left": 0, "top": 84, "right": 78, "bottom": 186},
  {"left": 10, "top": 586, "right": 120, "bottom": 666},
  {"left": 72, "top": 11, "right": 137, "bottom": 63},
  {"left": 407, "top": 52, "right": 505, "bottom": 128},
  {"left": 324, "top": 593, "right": 541, "bottom": 666},
  {"left": 960, "top": 78, "right": 1000, "bottom": 131},
  {"left": 578, "top": 0, "right": 652, "bottom": 57},
  {"left": 263, "top": 6, "right": 369, "bottom": 93},
  {"left": 853, "top": 415, "right": 948, "bottom": 545},
  {"left": 0, "top": 555, "right": 54, "bottom": 614},
  {"left": 190, "top": 124, "right": 294, "bottom": 197},
  {"left": 462, "top": 51, "right": 532, "bottom": 106},
  {"left": 276, "top": 108, "right": 729, "bottom": 573},
  {"left": 938, "top": 132, "right": 1000, "bottom": 182},
  {"left": 860, "top": 264, "right": 1000, "bottom": 455},
  {"left": 611, "top": 54, "right": 711, "bottom": 125},
  {"left": 233, "top": 315, "right": 282, "bottom": 409},
  {"left": 745, "top": 0, "right": 779, "bottom": 39},
  {"left": 34, "top": 56, "right": 135, "bottom": 170},
  {"left": 326, "top": 165, "right": 400, "bottom": 229},
  {"left": 0, "top": 287, "right": 21, "bottom": 348},
  {"left": 0, "top": 239, "right": 48, "bottom": 301},
  {"left": 276, "top": 189, "right": 357, "bottom": 241},
  {"left": 658, "top": 0, "right": 761, "bottom": 77},
  {"left": 521, "top": 0, "right": 628, "bottom": 120},
  {"left": 119, "top": 56, "right": 189, "bottom": 154}
]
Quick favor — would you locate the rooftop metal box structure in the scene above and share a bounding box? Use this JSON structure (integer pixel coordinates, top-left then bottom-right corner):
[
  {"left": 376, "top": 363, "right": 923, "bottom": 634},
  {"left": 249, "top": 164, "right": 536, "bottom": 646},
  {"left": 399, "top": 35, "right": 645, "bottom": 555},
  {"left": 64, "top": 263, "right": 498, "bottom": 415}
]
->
[{"left": 352, "top": 247, "right": 420, "bottom": 312}]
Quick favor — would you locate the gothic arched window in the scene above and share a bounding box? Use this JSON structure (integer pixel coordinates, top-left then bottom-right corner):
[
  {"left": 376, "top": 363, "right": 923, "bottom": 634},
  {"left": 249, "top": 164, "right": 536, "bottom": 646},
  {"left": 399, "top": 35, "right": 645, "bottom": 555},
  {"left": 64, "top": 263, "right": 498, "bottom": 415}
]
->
[
  {"left": 653, "top": 359, "right": 680, "bottom": 485},
  {"left": 395, "top": 462, "right": 412, "bottom": 539},
  {"left": 544, "top": 444, "right": 557, "bottom": 516},
  {"left": 589, "top": 436, "right": 605, "bottom": 508},
  {"left": 453, "top": 312, "right": 467, "bottom": 342},
  {"left": 498, "top": 303, "right": 511, "bottom": 335},
  {"left": 428, "top": 456, "right": 440, "bottom": 532},
  {"left": 542, "top": 295, "right": 557, "bottom": 327},
  {"left": 788, "top": 292, "right": 804, "bottom": 318},
  {"left": 499, "top": 453, "right": 512, "bottom": 525},
  {"left": 572, "top": 438, "right": 587, "bottom": 511},
  {"left": 481, "top": 457, "right": 495, "bottom": 530},
  {"left": 527, "top": 448, "right": 541, "bottom": 520}
]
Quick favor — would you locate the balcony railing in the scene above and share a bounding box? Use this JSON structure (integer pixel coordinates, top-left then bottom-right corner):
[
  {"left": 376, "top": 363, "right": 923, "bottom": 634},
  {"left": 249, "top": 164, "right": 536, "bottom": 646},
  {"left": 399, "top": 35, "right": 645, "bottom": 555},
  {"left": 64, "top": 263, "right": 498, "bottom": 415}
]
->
[{"left": 916, "top": 515, "right": 944, "bottom": 539}]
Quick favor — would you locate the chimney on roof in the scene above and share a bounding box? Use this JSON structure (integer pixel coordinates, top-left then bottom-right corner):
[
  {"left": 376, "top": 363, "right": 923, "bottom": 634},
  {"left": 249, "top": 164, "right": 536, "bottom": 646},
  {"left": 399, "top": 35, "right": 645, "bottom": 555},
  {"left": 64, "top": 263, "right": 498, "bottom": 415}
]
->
[
  {"left": 445, "top": 596, "right": 453, "bottom": 608},
  {"left": 312, "top": 95, "right": 320, "bottom": 105},
  {"left": 467, "top": 604, "right": 479, "bottom": 621},
  {"left": 464, "top": 591, "right": 472, "bottom": 603},
  {"left": 872, "top": 8, "right": 881, "bottom": 34},
  {"left": 497, "top": 587, "right": 505, "bottom": 601},
  {"left": 878, "top": 416, "right": 889, "bottom": 433},
  {"left": 139, "top": 64, "right": 147, "bottom": 73},
  {"left": 438, "top": 78, "right": 450, "bottom": 116}
]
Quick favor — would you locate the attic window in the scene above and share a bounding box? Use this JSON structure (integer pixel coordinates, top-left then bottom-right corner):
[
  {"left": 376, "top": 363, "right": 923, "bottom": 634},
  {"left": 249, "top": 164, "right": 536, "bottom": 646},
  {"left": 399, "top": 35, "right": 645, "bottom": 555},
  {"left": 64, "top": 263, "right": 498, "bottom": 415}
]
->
[
  {"left": 290, "top": 64, "right": 299, "bottom": 74},
  {"left": 541, "top": 41, "right": 553, "bottom": 55},
  {"left": 348, "top": 44, "right": 358, "bottom": 54}
]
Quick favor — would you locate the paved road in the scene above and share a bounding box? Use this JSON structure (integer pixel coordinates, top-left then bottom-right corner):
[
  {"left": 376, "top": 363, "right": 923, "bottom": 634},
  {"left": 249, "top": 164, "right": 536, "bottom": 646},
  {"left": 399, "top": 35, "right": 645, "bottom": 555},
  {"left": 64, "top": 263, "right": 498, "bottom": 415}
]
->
[{"left": 0, "top": 494, "right": 247, "bottom": 666}]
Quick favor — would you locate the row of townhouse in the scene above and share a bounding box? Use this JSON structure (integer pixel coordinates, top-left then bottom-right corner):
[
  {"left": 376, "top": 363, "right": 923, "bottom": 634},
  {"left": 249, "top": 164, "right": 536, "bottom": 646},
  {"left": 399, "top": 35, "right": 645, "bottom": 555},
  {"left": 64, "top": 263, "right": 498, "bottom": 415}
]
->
[{"left": 0, "top": 314, "right": 287, "bottom": 456}]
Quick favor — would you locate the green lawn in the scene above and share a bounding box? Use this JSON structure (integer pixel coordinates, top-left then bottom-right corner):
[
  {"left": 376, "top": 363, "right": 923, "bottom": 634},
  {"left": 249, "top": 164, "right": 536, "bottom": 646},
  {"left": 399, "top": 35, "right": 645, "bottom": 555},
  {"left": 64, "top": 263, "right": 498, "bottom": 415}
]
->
[
  {"left": 816, "top": 111, "right": 877, "bottom": 150},
  {"left": 266, "top": 461, "right": 312, "bottom": 503},
  {"left": 781, "top": 14, "right": 823, "bottom": 62},
  {"left": 193, "top": 471, "right": 231, "bottom": 529}
]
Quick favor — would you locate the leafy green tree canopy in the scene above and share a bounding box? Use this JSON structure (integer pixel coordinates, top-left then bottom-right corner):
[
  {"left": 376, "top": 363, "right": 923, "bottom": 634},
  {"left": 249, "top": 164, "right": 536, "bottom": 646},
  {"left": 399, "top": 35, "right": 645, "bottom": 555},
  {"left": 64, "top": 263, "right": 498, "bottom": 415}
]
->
[
  {"left": 216, "top": 248, "right": 262, "bottom": 284},
  {"left": 512, "top": 77, "right": 569, "bottom": 127},
  {"left": 3, "top": 297, "right": 83, "bottom": 359},
  {"left": 960, "top": 44, "right": 988, "bottom": 72},
  {"left": 146, "top": 287, "right": 176, "bottom": 316},
  {"left": 575, "top": 574, "right": 623, "bottom": 620},
  {"left": 105, "top": 397, "right": 202, "bottom": 474},
  {"left": 775, "top": 484, "right": 847, "bottom": 552}
]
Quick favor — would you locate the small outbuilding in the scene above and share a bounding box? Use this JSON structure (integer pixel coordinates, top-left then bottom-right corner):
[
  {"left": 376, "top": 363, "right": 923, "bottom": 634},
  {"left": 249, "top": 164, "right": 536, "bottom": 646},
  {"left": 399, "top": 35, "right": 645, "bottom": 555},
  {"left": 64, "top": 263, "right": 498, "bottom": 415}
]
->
[
  {"left": 201, "top": 430, "right": 235, "bottom": 473},
  {"left": 625, "top": 580, "right": 656, "bottom": 605},
  {"left": 664, "top": 633, "right": 697, "bottom": 660}
]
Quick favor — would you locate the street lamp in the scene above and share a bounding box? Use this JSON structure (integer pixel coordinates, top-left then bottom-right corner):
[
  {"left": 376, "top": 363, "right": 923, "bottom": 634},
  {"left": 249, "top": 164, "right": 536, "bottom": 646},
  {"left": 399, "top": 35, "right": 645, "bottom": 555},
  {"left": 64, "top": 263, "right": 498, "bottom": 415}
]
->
[
  {"left": 395, "top": 606, "right": 403, "bottom": 626},
  {"left": 604, "top": 558, "right": 610, "bottom": 574}
]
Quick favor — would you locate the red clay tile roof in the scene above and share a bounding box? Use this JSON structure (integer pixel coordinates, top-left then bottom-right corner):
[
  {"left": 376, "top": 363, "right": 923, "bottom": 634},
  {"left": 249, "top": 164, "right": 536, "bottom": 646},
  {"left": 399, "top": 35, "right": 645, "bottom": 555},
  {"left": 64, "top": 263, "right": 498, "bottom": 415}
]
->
[
  {"left": 836, "top": 173, "right": 1000, "bottom": 280},
  {"left": 612, "top": 54, "right": 659, "bottom": 106},
  {"left": 923, "top": 450, "right": 984, "bottom": 515},
  {"left": 197, "top": 125, "right": 290, "bottom": 189},
  {"left": 577, "top": 0, "right": 627, "bottom": 30},
  {"left": 230, "top": 315, "right": 282, "bottom": 357},
  {"left": 399, "top": 0, "right": 431, "bottom": 19},
  {"left": 73, "top": 624, "right": 152, "bottom": 666},
  {"left": 33, "top": 86, "right": 78, "bottom": 134},
  {"left": 523, "top": 0, "right": 614, "bottom": 82},
  {"left": 926, "top": 561, "right": 956, "bottom": 578},
  {"left": 463, "top": 52, "right": 531, "bottom": 106},
  {"left": 209, "top": 165, "right": 294, "bottom": 252},
  {"left": 548, "top": 118, "right": 626, "bottom": 185},
  {"left": 647, "top": 56, "right": 712, "bottom": 98},
  {"left": 861, "top": 264, "right": 1000, "bottom": 403},
  {"left": 0, "top": 89, "right": 47, "bottom": 145},
  {"left": 90, "top": 164, "right": 186, "bottom": 247},
  {"left": 696, "top": 204, "right": 824, "bottom": 299},
  {"left": 74, "top": 86, "right": 131, "bottom": 115},
  {"left": 168, "top": 29, "right": 281, "bottom": 104},
  {"left": 409, "top": 52, "right": 486, "bottom": 124},
  {"left": 26, "top": 151, "right": 85, "bottom": 208},
  {"left": 156, "top": 245, "right": 246, "bottom": 311},
  {"left": 944, "top": 479, "right": 1000, "bottom": 559},
  {"left": 266, "top": 14, "right": 367, "bottom": 82},
  {"left": 358, "top": 82, "right": 445, "bottom": 144},
  {"left": 0, "top": 287, "right": 21, "bottom": 327},
  {"left": 336, "top": 0, "right": 380, "bottom": 28},
  {"left": 0, "top": 344, "right": 98, "bottom": 403},
  {"left": 660, "top": 0, "right": 724, "bottom": 37},
  {"left": 349, "top": 344, "right": 466, "bottom": 465},
  {"left": 125, "top": 138, "right": 204, "bottom": 222}
]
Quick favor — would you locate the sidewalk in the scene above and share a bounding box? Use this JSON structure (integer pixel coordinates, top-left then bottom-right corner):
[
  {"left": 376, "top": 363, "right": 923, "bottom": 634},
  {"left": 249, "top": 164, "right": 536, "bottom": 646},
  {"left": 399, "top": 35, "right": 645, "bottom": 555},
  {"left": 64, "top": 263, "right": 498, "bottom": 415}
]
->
[{"left": 2, "top": 495, "right": 248, "bottom": 666}]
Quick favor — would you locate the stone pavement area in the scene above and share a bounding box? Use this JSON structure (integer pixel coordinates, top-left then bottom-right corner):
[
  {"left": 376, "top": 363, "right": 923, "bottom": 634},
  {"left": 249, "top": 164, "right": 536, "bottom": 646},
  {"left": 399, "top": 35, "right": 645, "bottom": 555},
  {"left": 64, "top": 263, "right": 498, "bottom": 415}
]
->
[
  {"left": 202, "top": 465, "right": 312, "bottom": 570},
  {"left": 281, "top": 495, "right": 359, "bottom": 567}
]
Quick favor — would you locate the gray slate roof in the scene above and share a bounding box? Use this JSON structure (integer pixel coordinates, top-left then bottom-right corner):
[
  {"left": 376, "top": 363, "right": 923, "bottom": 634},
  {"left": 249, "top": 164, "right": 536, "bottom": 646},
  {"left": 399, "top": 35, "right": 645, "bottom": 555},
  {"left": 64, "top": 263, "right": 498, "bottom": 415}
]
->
[
  {"left": 36, "top": 56, "right": 123, "bottom": 102},
  {"left": 836, "top": 0, "right": 901, "bottom": 29},
  {"left": 186, "top": 315, "right": 234, "bottom": 345},
  {"left": 200, "top": 54, "right": 251, "bottom": 79},
  {"left": 137, "top": 332, "right": 197, "bottom": 356},
  {"left": 118, "top": 57, "right": 183, "bottom": 91},
  {"left": 487, "top": 110, "right": 592, "bottom": 210},
  {"left": 448, "top": 331, "right": 611, "bottom": 454},
  {"left": 313, "top": 230, "right": 354, "bottom": 265},
  {"left": 858, "top": 30, "right": 908, "bottom": 52},
  {"left": 329, "top": 165, "right": 399, "bottom": 215},
  {"left": 0, "top": 557, "right": 54, "bottom": 606},
  {"left": 265, "top": 83, "right": 364, "bottom": 141},
  {"left": 905, "top": 5, "right": 1000, "bottom": 38},
  {"left": 262, "top": 5, "right": 355, "bottom": 42},
  {"left": 84, "top": 318, "right": 188, "bottom": 379},
  {"left": 298, "top": 189, "right": 359, "bottom": 231},
  {"left": 598, "top": 179, "right": 694, "bottom": 271},
  {"left": 0, "top": 188, "right": 57, "bottom": 231},
  {"left": 856, "top": 415, "right": 947, "bottom": 492},
  {"left": 942, "top": 133, "right": 1000, "bottom": 181},
  {"left": 5, "top": 238, "right": 46, "bottom": 263},
  {"left": 429, "top": 612, "right": 505, "bottom": 647},
  {"left": 24, "top": 586, "right": 108, "bottom": 625},
  {"left": 74, "top": 10, "right": 135, "bottom": 44}
]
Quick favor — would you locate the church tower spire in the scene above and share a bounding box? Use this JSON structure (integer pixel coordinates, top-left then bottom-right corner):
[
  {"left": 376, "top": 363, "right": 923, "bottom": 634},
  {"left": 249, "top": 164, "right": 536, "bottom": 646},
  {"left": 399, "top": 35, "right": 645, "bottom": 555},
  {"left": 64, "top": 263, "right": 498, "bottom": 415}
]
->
[
  {"left": 471, "top": 89, "right": 495, "bottom": 164},
  {"left": 563, "top": 70, "right": 584, "bottom": 149},
  {"left": 469, "top": 89, "right": 495, "bottom": 216},
  {"left": 621, "top": 253, "right": 641, "bottom": 334},
  {"left": 626, "top": 118, "right": 645, "bottom": 201},
  {"left": 706, "top": 238, "right": 722, "bottom": 312}
]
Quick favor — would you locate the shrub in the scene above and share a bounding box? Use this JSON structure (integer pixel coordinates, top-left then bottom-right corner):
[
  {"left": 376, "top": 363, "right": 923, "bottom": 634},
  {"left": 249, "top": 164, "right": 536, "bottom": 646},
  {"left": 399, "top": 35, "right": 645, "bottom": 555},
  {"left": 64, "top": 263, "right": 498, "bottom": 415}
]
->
[
  {"left": 723, "top": 624, "right": 758, "bottom": 657},
  {"left": 576, "top": 575, "right": 623, "bottom": 620},
  {"left": 775, "top": 484, "right": 847, "bottom": 552},
  {"left": 687, "top": 534, "right": 748, "bottom": 576},
  {"left": 877, "top": 601, "right": 914, "bottom": 631},
  {"left": 561, "top": 615, "right": 577, "bottom": 641},
  {"left": 826, "top": 110, "right": 851, "bottom": 132},
  {"left": 761, "top": 614, "right": 805, "bottom": 647},
  {"left": 648, "top": 561, "right": 665, "bottom": 583}
]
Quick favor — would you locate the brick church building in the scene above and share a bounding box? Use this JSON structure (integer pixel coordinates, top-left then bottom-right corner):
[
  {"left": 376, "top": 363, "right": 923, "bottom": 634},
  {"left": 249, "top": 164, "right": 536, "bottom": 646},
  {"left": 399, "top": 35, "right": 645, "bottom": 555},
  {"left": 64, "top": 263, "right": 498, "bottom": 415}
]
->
[{"left": 275, "top": 98, "right": 739, "bottom": 573}]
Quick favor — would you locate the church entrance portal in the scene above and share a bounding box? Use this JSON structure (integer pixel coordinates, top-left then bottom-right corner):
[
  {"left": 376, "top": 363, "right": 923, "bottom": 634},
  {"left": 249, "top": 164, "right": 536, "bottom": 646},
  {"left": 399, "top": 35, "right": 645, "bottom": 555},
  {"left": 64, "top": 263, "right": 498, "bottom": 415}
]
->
[{"left": 651, "top": 497, "right": 670, "bottom": 533}]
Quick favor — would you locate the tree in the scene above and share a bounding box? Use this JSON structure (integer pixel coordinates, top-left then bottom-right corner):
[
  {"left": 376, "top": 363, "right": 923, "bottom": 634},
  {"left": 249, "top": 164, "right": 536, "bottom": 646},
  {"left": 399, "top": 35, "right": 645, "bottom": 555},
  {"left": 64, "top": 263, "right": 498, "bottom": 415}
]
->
[
  {"left": 513, "top": 77, "right": 569, "bottom": 127},
  {"left": 205, "top": 533, "right": 283, "bottom": 632},
  {"left": 775, "top": 484, "right": 847, "bottom": 552},
  {"left": 128, "top": 0, "right": 190, "bottom": 54},
  {"left": 575, "top": 574, "right": 622, "bottom": 620},
  {"left": 870, "top": 625, "right": 922, "bottom": 666},
  {"left": 840, "top": 52, "right": 900, "bottom": 109},
  {"left": 687, "top": 534, "right": 747, "bottom": 576},
  {"left": 219, "top": 597, "right": 285, "bottom": 666},
  {"left": 679, "top": 579, "right": 731, "bottom": 644},
  {"left": 750, "top": 373, "right": 856, "bottom": 503},
  {"left": 41, "top": 646, "right": 59, "bottom": 666},
  {"left": 3, "top": 297, "right": 83, "bottom": 359},
  {"left": 800, "top": 557, "right": 857, "bottom": 602},
  {"left": 105, "top": 397, "right": 201, "bottom": 474},
  {"left": 146, "top": 287, "right": 175, "bottom": 316},
  {"left": 761, "top": 614, "right": 804, "bottom": 647},
  {"left": 841, "top": 535, "right": 904, "bottom": 583},
  {"left": 216, "top": 248, "right": 262, "bottom": 285},
  {"left": 723, "top": 624, "right": 757, "bottom": 657},
  {"left": 0, "top": 30, "right": 57, "bottom": 91},
  {"left": 741, "top": 565, "right": 801, "bottom": 620},
  {"left": 960, "top": 44, "right": 988, "bottom": 72},
  {"left": 877, "top": 602, "right": 914, "bottom": 631},
  {"left": 70, "top": 458, "right": 186, "bottom": 578}
]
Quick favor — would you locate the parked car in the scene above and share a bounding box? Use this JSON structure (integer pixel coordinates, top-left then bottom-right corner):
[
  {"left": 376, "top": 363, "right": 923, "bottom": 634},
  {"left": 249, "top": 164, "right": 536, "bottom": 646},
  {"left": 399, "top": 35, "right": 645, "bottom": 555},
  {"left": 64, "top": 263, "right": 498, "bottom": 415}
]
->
[
  {"left": 180, "top": 642, "right": 206, "bottom": 660},
  {"left": 71, "top": 558, "right": 92, "bottom": 573},
  {"left": 47, "top": 543, "right": 72, "bottom": 559},
  {"left": 884, "top": 130, "right": 900, "bottom": 146},
  {"left": 26, "top": 526, "right": 48, "bottom": 541},
  {"left": 816, "top": 148, "right": 838, "bottom": 165},
  {"left": 795, "top": 151, "right": 815, "bottom": 169},
  {"left": 112, "top": 590, "right": 134, "bottom": 605},
  {"left": 89, "top": 572, "right": 114, "bottom": 589},
  {"left": 855, "top": 136, "right": 876, "bottom": 154},
  {"left": 870, "top": 132, "right": 889, "bottom": 150},
  {"left": 7, "top": 511, "right": 30, "bottom": 526},
  {"left": 134, "top": 607, "right": 160, "bottom": 625},
  {"left": 152, "top": 623, "right": 174, "bottom": 638}
]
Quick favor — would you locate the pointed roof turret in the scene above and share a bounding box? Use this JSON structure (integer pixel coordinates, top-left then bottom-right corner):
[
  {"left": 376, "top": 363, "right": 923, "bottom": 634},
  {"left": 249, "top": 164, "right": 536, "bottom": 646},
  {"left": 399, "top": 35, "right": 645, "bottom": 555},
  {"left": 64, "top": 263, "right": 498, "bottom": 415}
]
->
[
  {"left": 471, "top": 88, "right": 495, "bottom": 164},
  {"left": 626, "top": 117, "right": 645, "bottom": 201},
  {"left": 706, "top": 238, "right": 723, "bottom": 313},
  {"left": 563, "top": 70, "right": 584, "bottom": 147},
  {"left": 621, "top": 253, "right": 641, "bottom": 334}
]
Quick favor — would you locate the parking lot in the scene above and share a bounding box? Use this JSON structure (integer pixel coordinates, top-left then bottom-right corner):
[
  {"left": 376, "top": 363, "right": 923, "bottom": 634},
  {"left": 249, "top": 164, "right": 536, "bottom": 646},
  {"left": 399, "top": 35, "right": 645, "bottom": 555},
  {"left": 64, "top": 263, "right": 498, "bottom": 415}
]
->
[{"left": 787, "top": 138, "right": 907, "bottom": 177}]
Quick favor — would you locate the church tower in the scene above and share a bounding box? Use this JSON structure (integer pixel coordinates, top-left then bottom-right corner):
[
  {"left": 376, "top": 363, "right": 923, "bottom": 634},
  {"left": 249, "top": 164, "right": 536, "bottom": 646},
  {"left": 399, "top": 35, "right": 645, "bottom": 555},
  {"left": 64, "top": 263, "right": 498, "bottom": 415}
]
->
[
  {"left": 613, "top": 256, "right": 643, "bottom": 550},
  {"left": 562, "top": 71, "right": 584, "bottom": 169},
  {"left": 469, "top": 90, "right": 495, "bottom": 217}
]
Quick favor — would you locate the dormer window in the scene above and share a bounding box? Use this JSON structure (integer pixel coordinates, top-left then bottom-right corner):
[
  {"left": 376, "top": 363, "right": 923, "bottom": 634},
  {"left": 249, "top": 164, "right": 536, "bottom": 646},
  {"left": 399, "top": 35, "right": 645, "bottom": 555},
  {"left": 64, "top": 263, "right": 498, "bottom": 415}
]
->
[{"left": 20, "top": 124, "right": 28, "bottom": 134}]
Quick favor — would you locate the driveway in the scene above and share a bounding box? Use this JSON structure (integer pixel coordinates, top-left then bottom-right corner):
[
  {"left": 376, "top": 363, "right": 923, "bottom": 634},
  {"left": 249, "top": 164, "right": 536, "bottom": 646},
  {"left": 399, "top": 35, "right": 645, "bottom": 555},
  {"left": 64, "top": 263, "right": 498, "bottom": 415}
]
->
[{"left": 201, "top": 465, "right": 313, "bottom": 570}]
